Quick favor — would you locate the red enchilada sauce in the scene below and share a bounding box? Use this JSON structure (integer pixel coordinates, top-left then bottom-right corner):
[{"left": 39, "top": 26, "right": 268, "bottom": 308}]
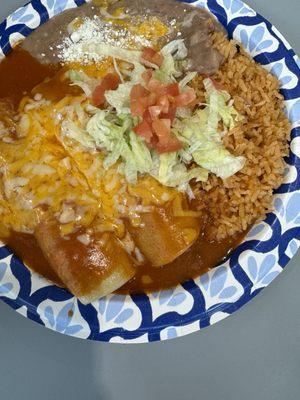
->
[
  {"left": 0, "top": 38, "right": 245, "bottom": 295},
  {"left": 7, "top": 230, "right": 243, "bottom": 294}
]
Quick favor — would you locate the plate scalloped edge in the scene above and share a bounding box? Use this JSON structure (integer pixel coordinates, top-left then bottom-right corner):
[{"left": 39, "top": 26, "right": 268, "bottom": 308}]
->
[{"left": 0, "top": 0, "right": 300, "bottom": 344}]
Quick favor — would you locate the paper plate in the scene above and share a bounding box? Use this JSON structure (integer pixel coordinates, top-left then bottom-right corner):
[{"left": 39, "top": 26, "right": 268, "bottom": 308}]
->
[{"left": 0, "top": 0, "right": 299, "bottom": 343}]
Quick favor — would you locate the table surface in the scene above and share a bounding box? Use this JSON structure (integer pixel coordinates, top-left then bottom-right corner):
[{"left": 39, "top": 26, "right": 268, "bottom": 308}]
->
[{"left": 1, "top": 1, "right": 300, "bottom": 399}]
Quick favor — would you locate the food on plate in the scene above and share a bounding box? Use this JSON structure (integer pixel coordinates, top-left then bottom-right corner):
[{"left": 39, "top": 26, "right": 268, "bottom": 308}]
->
[{"left": 0, "top": 0, "right": 290, "bottom": 302}]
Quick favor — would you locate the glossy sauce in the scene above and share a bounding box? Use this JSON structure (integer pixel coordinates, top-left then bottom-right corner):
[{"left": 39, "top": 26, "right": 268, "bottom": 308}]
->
[
  {"left": 6, "top": 230, "right": 243, "bottom": 294},
  {"left": 0, "top": 47, "right": 56, "bottom": 107},
  {"left": 0, "top": 26, "right": 245, "bottom": 295}
]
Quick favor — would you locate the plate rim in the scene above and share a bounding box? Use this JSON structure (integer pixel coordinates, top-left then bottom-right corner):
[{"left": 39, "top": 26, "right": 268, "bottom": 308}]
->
[{"left": 0, "top": 0, "right": 299, "bottom": 343}]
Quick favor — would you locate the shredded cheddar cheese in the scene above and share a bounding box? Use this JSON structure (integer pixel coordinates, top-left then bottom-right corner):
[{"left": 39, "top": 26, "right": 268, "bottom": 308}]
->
[{"left": 0, "top": 17, "right": 195, "bottom": 240}]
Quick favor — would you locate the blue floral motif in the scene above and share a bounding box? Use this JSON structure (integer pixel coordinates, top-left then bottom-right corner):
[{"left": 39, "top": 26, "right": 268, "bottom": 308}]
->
[
  {"left": 11, "top": 7, "right": 27, "bottom": 21},
  {"left": 166, "top": 327, "right": 178, "bottom": 339},
  {"left": 0, "top": 262, "right": 13, "bottom": 296},
  {"left": 270, "top": 62, "right": 293, "bottom": 88},
  {"left": 158, "top": 289, "right": 187, "bottom": 307},
  {"left": 0, "top": 0, "right": 300, "bottom": 343},
  {"left": 220, "top": 0, "right": 253, "bottom": 16},
  {"left": 274, "top": 197, "right": 285, "bottom": 217},
  {"left": 247, "top": 223, "right": 264, "bottom": 238},
  {"left": 11, "top": 7, "right": 35, "bottom": 23},
  {"left": 288, "top": 99, "right": 300, "bottom": 123},
  {"left": 46, "top": 0, "right": 69, "bottom": 14},
  {"left": 43, "top": 302, "right": 83, "bottom": 335},
  {"left": 197, "top": 263, "right": 243, "bottom": 308},
  {"left": 0, "top": 283, "right": 13, "bottom": 295},
  {"left": 97, "top": 294, "right": 142, "bottom": 331},
  {"left": 209, "top": 266, "right": 227, "bottom": 297},
  {"left": 0, "top": 262, "right": 7, "bottom": 282},
  {"left": 245, "top": 254, "right": 280, "bottom": 289},
  {"left": 99, "top": 294, "right": 134, "bottom": 324},
  {"left": 239, "top": 25, "right": 274, "bottom": 56},
  {"left": 285, "top": 193, "right": 300, "bottom": 223},
  {"left": 289, "top": 240, "right": 299, "bottom": 257}
]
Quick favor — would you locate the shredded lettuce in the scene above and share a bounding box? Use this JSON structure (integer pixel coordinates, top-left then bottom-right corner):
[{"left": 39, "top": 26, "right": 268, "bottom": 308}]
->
[
  {"left": 105, "top": 83, "right": 132, "bottom": 115},
  {"left": 179, "top": 71, "right": 197, "bottom": 90},
  {"left": 151, "top": 152, "right": 208, "bottom": 192},
  {"left": 161, "top": 39, "right": 188, "bottom": 60},
  {"left": 152, "top": 39, "right": 189, "bottom": 83},
  {"left": 68, "top": 70, "right": 98, "bottom": 97},
  {"left": 82, "top": 43, "right": 142, "bottom": 65},
  {"left": 80, "top": 44, "right": 147, "bottom": 115},
  {"left": 204, "top": 78, "right": 242, "bottom": 130},
  {"left": 174, "top": 78, "right": 245, "bottom": 180},
  {"left": 85, "top": 111, "right": 152, "bottom": 183},
  {"left": 62, "top": 63, "right": 244, "bottom": 191}
]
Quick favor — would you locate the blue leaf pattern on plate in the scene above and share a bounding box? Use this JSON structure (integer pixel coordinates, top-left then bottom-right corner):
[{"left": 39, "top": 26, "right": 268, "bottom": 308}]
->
[
  {"left": 114, "top": 309, "right": 134, "bottom": 324},
  {"left": 247, "top": 223, "right": 264, "bottom": 238},
  {"left": 55, "top": 303, "right": 74, "bottom": 332},
  {"left": 247, "top": 256, "right": 258, "bottom": 280},
  {"left": 257, "top": 255, "right": 276, "bottom": 281},
  {"left": 159, "top": 289, "right": 175, "bottom": 305},
  {"left": 237, "top": 23, "right": 277, "bottom": 56},
  {"left": 0, "top": 262, "right": 7, "bottom": 282},
  {"left": 167, "top": 292, "right": 187, "bottom": 307},
  {"left": 0, "top": 283, "right": 13, "bottom": 295},
  {"left": 101, "top": 295, "right": 124, "bottom": 321},
  {"left": 47, "top": 0, "right": 69, "bottom": 13},
  {"left": 44, "top": 306, "right": 55, "bottom": 328},
  {"left": 98, "top": 294, "right": 142, "bottom": 330},
  {"left": 65, "top": 325, "right": 83, "bottom": 335},
  {"left": 209, "top": 266, "right": 227, "bottom": 297},
  {"left": 242, "top": 253, "right": 281, "bottom": 291},
  {"left": 274, "top": 197, "right": 285, "bottom": 217},
  {"left": 199, "top": 273, "right": 210, "bottom": 291},
  {"left": 11, "top": 7, "right": 27, "bottom": 21},
  {"left": 219, "top": 286, "right": 237, "bottom": 299},
  {"left": 261, "top": 271, "right": 280, "bottom": 285},
  {"left": 289, "top": 240, "right": 298, "bottom": 257},
  {"left": 285, "top": 193, "right": 300, "bottom": 223},
  {"left": 288, "top": 100, "right": 300, "bottom": 122},
  {"left": 167, "top": 327, "right": 177, "bottom": 339}
]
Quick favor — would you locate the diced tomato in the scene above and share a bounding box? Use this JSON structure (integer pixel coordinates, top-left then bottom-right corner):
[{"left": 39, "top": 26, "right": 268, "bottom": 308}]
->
[
  {"left": 141, "top": 47, "right": 164, "bottom": 68},
  {"left": 152, "top": 119, "right": 183, "bottom": 153},
  {"left": 152, "top": 118, "right": 171, "bottom": 138},
  {"left": 156, "top": 136, "right": 183, "bottom": 154},
  {"left": 131, "top": 84, "right": 149, "bottom": 99},
  {"left": 148, "top": 106, "right": 162, "bottom": 119},
  {"left": 130, "top": 84, "right": 150, "bottom": 117},
  {"left": 147, "top": 79, "right": 166, "bottom": 96},
  {"left": 147, "top": 92, "right": 157, "bottom": 106},
  {"left": 134, "top": 120, "right": 153, "bottom": 143},
  {"left": 174, "top": 88, "right": 196, "bottom": 107},
  {"left": 92, "top": 73, "right": 120, "bottom": 107},
  {"left": 157, "top": 95, "right": 170, "bottom": 114},
  {"left": 162, "top": 105, "right": 177, "bottom": 123},
  {"left": 143, "top": 109, "right": 153, "bottom": 125},
  {"left": 142, "top": 69, "right": 153, "bottom": 83},
  {"left": 147, "top": 80, "right": 180, "bottom": 99},
  {"left": 166, "top": 83, "right": 180, "bottom": 97}
]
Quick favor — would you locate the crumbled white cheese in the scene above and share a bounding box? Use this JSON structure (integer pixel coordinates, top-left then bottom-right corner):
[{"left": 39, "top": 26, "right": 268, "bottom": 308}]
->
[
  {"left": 77, "top": 233, "right": 91, "bottom": 246},
  {"left": 4, "top": 177, "right": 29, "bottom": 197},
  {"left": 58, "top": 17, "right": 151, "bottom": 64},
  {"left": 59, "top": 203, "right": 76, "bottom": 224},
  {"left": 134, "top": 247, "right": 145, "bottom": 263}
]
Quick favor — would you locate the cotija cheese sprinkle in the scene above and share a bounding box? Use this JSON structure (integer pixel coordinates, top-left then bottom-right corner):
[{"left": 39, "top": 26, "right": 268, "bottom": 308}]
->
[{"left": 57, "top": 16, "right": 151, "bottom": 64}]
